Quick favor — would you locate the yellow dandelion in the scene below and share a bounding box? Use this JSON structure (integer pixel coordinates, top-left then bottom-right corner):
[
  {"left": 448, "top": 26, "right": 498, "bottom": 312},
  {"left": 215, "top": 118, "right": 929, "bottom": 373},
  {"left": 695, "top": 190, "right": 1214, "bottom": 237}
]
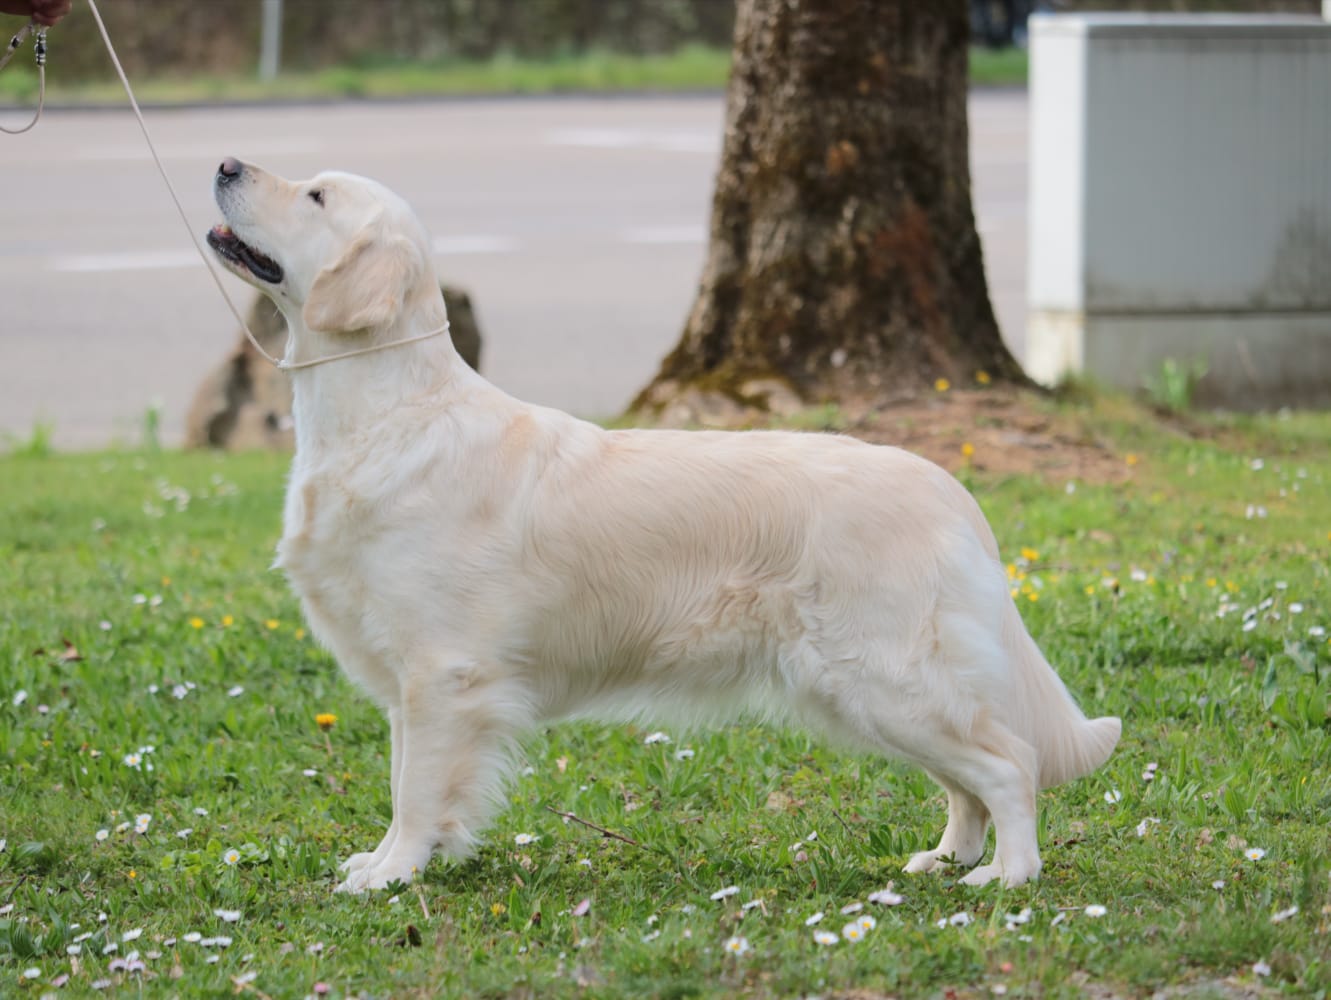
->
[
  {"left": 1020, "top": 547, "right": 1039, "bottom": 562},
  {"left": 1205, "top": 578, "right": 1217, "bottom": 588},
  {"left": 128, "top": 870, "right": 137, "bottom": 880},
  {"left": 961, "top": 442, "right": 975, "bottom": 459},
  {"left": 316, "top": 713, "right": 338, "bottom": 731},
  {"left": 161, "top": 576, "right": 171, "bottom": 587},
  {"left": 265, "top": 619, "right": 280, "bottom": 631},
  {"left": 1225, "top": 580, "right": 1239, "bottom": 593},
  {"left": 1125, "top": 454, "right": 1139, "bottom": 467},
  {"left": 222, "top": 614, "right": 234, "bottom": 627},
  {"left": 1006, "top": 563, "right": 1018, "bottom": 579},
  {"left": 975, "top": 370, "right": 991, "bottom": 385},
  {"left": 295, "top": 628, "right": 306, "bottom": 640},
  {"left": 1027, "top": 592, "right": 1039, "bottom": 602},
  {"left": 1084, "top": 585, "right": 1096, "bottom": 596},
  {"left": 491, "top": 902, "right": 507, "bottom": 917},
  {"left": 934, "top": 378, "right": 951, "bottom": 393},
  {"left": 189, "top": 617, "right": 205, "bottom": 629}
]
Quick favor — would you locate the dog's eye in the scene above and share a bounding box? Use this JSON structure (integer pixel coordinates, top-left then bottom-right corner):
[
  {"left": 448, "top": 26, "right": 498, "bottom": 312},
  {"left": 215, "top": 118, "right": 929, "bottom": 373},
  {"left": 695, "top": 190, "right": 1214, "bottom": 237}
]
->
[{"left": 308, "top": 188, "right": 325, "bottom": 206}]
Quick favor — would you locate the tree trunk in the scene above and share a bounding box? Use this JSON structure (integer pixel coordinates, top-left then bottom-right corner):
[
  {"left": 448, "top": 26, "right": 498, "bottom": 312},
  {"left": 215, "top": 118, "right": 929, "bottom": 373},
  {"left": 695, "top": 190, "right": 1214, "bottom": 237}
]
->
[{"left": 633, "top": 0, "right": 1027, "bottom": 418}]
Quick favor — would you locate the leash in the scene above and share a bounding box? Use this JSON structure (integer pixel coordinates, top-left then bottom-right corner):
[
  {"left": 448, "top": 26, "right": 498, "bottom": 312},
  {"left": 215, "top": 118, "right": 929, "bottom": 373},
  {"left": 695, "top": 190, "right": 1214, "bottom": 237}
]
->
[
  {"left": 0, "top": 20, "right": 45, "bottom": 134},
  {"left": 3, "top": 0, "right": 450, "bottom": 372}
]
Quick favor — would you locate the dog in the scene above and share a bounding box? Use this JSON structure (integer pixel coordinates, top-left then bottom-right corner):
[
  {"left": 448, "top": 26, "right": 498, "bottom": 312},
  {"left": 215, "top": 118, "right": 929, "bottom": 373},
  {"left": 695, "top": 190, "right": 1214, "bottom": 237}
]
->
[{"left": 207, "top": 157, "right": 1120, "bottom": 893}]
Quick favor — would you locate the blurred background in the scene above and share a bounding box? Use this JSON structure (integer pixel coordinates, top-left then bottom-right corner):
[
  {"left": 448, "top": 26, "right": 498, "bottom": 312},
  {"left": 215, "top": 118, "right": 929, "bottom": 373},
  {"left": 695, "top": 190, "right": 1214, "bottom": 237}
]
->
[{"left": 0, "top": 0, "right": 1324, "bottom": 449}]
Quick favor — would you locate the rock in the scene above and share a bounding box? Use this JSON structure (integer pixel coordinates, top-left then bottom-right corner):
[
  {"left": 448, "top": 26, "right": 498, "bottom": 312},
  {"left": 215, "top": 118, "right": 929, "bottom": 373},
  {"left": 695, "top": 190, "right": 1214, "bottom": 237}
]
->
[{"left": 185, "top": 284, "right": 483, "bottom": 450}]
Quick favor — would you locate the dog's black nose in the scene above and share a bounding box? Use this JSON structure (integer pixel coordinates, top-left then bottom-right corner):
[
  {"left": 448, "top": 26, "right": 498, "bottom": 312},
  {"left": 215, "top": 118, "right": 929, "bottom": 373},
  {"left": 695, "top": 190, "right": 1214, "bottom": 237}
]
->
[{"left": 217, "top": 157, "right": 243, "bottom": 184}]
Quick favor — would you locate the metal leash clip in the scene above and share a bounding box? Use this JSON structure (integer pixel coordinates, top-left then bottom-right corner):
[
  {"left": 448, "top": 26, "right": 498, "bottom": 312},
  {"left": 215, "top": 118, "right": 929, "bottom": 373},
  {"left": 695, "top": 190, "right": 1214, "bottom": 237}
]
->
[{"left": 0, "top": 20, "right": 48, "bottom": 135}]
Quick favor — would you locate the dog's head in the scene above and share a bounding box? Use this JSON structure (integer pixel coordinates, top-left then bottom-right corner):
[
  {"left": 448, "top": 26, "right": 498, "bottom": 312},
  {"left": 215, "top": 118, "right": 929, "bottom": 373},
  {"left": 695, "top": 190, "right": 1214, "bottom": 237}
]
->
[{"left": 207, "top": 158, "right": 429, "bottom": 336}]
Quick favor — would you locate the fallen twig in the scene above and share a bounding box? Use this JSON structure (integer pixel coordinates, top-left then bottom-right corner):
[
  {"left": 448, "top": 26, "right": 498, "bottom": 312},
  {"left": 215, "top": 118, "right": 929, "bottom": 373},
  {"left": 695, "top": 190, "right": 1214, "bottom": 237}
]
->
[{"left": 545, "top": 806, "right": 642, "bottom": 848}]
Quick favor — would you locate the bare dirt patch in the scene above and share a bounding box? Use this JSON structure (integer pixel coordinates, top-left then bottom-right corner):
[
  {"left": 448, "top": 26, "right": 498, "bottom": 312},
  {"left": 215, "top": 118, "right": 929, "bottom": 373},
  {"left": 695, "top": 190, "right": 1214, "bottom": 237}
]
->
[
  {"left": 841, "top": 387, "right": 1135, "bottom": 485},
  {"left": 648, "top": 384, "right": 1138, "bottom": 485}
]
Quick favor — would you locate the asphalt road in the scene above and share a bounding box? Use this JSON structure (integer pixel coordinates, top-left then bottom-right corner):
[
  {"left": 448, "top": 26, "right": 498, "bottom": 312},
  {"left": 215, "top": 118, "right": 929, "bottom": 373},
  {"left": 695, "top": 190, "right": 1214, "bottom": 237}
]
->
[{"left": 0, "top": 92, "right": 1028, "bottom": 449}]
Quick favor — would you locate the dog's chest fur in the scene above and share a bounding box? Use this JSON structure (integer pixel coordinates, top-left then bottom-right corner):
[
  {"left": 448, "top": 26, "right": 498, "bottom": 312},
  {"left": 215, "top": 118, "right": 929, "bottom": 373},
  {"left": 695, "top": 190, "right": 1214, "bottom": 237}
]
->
[{"left": 275, "top": 458, "right": 415, "bottom": 705}]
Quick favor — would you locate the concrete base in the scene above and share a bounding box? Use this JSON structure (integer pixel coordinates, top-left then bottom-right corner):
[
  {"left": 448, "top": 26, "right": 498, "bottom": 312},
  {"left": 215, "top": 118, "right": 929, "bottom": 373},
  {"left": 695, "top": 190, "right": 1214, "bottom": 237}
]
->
[{"left": 1029, "top": 310, "right": 1331, "bottom": 409}]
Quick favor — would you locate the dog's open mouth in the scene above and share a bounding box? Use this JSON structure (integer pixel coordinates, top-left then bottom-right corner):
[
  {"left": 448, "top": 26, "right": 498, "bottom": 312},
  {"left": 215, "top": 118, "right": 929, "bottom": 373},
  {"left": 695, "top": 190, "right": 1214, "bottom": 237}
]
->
[{"left": 206, "top": 224, "right": 284, "bottom": 284}]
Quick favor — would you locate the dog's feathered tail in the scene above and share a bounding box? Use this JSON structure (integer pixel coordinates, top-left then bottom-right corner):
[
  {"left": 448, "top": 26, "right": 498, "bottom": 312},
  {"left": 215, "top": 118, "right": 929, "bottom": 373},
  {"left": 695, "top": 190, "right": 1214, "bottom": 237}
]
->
[
  {"left": 949, "top": 477, "right": 1120, "bottom": 790},
  {"left": 1000, "top": 603, "right": 1121, "bottom": 789}
]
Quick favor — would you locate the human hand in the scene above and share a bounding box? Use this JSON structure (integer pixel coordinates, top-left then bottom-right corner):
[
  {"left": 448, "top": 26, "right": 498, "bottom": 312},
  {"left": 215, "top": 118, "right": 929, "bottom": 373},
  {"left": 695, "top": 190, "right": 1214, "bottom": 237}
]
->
[{"left": 0, "top": 0, "right": 71, "bottom": 27}]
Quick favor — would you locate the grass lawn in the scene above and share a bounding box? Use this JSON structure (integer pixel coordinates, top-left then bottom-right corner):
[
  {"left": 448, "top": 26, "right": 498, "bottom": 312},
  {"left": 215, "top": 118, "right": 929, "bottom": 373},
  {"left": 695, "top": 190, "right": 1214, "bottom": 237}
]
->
[
  {"left": 0, "top": 46, "right": 1027, "bottom": 107},
  {"left": 1, "top": 396, "right": 1326, "bottom": 998}
]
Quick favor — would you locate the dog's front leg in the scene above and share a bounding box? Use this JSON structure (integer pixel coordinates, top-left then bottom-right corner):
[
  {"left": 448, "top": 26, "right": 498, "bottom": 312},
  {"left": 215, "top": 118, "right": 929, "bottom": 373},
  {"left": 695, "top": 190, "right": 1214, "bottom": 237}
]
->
[
  {"left": 335, "top": 660, "right": 531, "bottom": 893},
  {"left": 338, "top": 704, "right": 404, "bottom": 884}
]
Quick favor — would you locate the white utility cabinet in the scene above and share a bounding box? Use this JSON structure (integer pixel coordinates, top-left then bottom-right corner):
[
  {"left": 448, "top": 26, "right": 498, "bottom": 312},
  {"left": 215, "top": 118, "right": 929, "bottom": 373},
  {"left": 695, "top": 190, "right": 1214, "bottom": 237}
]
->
[{"left": 1026, "top": 14, "right": 1331, "bottom": 407}]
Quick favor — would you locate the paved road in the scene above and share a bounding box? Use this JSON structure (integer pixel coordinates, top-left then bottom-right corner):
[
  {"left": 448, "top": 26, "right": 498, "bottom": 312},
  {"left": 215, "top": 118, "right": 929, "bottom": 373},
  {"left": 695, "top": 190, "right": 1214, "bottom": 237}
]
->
[{"left": 0, "top": 93, "right": 1027, "bottom": 449}]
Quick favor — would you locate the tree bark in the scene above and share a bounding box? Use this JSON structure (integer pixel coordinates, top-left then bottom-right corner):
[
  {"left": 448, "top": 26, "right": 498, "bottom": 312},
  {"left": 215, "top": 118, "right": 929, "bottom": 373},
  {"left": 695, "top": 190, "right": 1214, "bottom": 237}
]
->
[{"left": 634, "top": 0, "right": 1027, "bottom": 416}]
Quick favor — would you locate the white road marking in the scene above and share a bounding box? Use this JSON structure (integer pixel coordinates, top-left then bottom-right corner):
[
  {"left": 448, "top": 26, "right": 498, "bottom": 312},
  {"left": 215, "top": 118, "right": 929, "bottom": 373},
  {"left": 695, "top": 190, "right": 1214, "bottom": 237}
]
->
[
  {"left": 545, "top": 128, "right": 718, "bottom": 155},
  {"left": 40, "top": 228, "right": 693, "bottom": 273},
  {"left": 49, "top": 249, "right": 202, "bottom": 273},
  {"left": 620, "top": 225, "right": 705, "bottom": 245},
  {"left": 77, "top": 138, "right": 327, "bottom": 162},
  {"left": 431, "top": 235, "right": 520, "bottom": 255}
]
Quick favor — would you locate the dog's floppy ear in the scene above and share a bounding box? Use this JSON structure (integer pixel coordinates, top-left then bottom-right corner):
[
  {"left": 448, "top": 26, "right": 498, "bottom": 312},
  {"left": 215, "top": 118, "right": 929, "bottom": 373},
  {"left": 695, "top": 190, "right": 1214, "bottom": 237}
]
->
[{"left": 302, "top": 226, "right": 423, "bottom": 334}]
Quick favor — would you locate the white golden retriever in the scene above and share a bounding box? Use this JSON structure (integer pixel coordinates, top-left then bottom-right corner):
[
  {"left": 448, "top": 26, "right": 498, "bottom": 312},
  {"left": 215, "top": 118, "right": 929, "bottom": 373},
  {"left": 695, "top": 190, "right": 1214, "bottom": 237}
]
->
[{"left": 208, "top": 158, "right": 1120, "bottom": 893}]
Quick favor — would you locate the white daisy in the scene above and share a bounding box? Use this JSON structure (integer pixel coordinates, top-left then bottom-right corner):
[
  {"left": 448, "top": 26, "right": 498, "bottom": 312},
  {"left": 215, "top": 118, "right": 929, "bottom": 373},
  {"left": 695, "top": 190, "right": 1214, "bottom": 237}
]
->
[
  {"left": 868, "top": 888, "right": 904, "bottom": 906},
  {"left": 1084, "top": 904, "right": 1107, "bottom": 918},
  {"left": 1270, "top": 905, "right": 1299, "bottom": 924},
  {"left": 813, "top": 929, "right": 838, "bottom": 946},
  {"left": 722, "top": 935, "right": 750, "bottom": 955},
  {"left": 710, "top": 885, "right": 740, "bottom": 900}
]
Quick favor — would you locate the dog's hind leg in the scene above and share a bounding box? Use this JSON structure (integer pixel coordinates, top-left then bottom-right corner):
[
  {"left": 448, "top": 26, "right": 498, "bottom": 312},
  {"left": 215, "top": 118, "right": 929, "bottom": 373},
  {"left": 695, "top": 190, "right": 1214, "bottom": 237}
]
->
[
  {"left": 821, "top": 668, "right": 1041, "bottom": 888},
  {"left": 337, "top": 659, "right": 533, "bottom": 893},
  {"left": 903, "top": 774, "right": 990, "bottom": 874}
]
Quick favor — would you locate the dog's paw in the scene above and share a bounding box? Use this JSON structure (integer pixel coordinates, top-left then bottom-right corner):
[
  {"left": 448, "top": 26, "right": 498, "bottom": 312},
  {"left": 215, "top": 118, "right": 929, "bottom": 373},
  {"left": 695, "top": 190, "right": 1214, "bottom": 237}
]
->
[
  {"left": 334, "top": 851, "right": 426, "bottom": 893},
  {"left": 903, "top": 849, "right": 952, "bottom": 875},
  {"left": 339, "top": 851, "right": 378, "bottom": 875},
  {"left": 335, "top": 866, "right": 409, "bottom": 894},
  {"left": 958, "top": 858, "right": 1040, "bottom": 888}
]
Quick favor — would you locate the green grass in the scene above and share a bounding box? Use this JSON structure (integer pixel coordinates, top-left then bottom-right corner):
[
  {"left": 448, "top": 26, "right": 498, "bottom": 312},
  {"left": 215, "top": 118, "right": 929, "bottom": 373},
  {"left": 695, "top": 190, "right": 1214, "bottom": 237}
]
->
[
  {"left": 1, "top": 399, "right": 1326, "bottom": 997},
  {"left": 0, "top": 45, "right": 1027, "bottom": 107}
]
